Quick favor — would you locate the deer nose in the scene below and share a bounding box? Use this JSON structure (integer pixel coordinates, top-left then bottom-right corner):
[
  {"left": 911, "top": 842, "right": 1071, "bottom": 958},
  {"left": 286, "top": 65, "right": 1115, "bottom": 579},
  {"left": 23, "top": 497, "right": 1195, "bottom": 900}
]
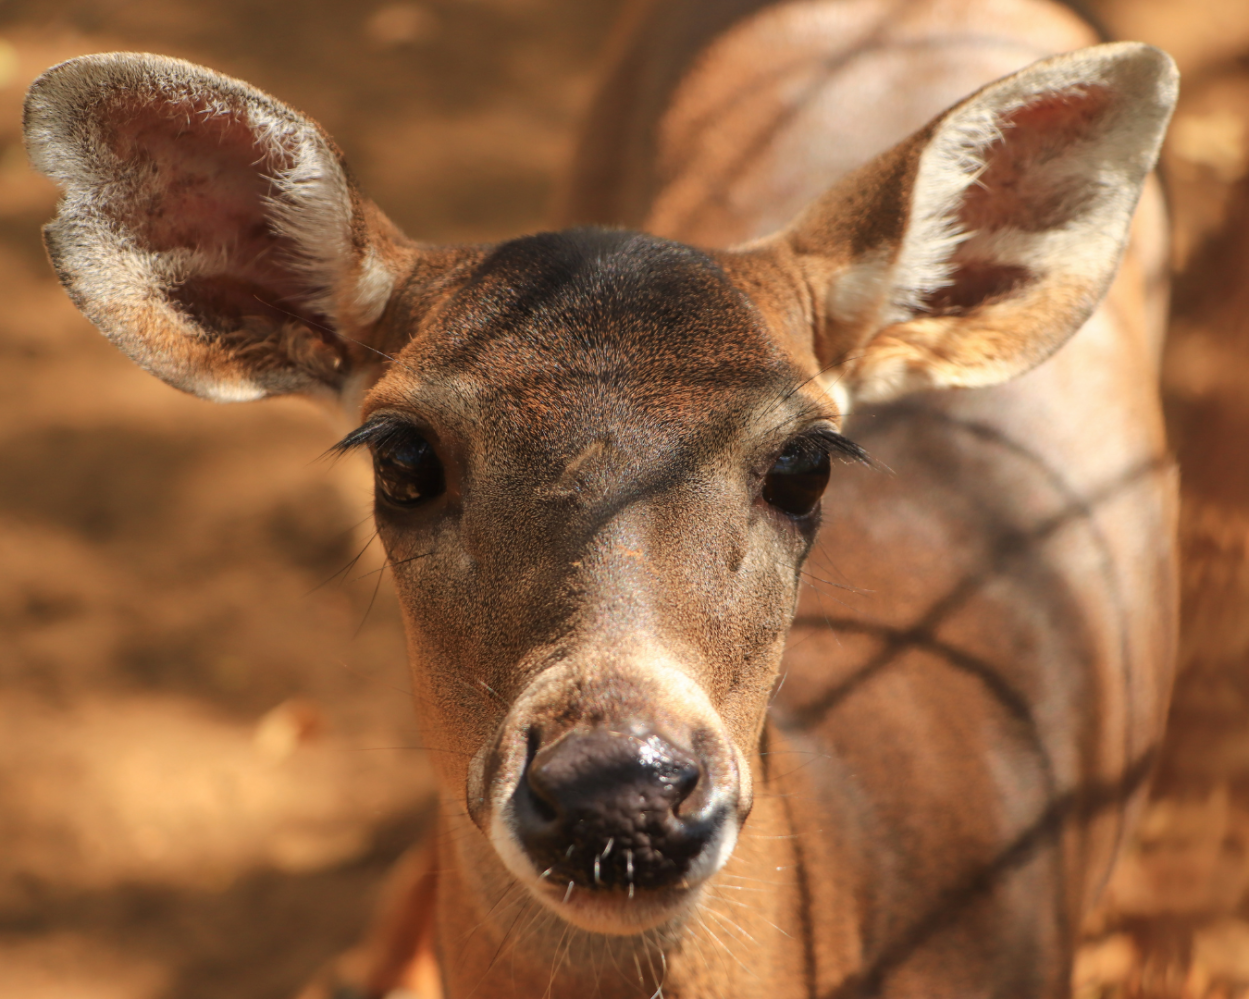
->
[{"left": 514, "top": 728, "right": 717, "bottom": 892}]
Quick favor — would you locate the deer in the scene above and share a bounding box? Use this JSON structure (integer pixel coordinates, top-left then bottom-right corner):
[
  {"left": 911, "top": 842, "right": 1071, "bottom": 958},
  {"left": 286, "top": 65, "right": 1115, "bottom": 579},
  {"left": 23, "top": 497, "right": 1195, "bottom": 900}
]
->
[{"left": 22, "top": 0, "right": 1178, "bottom": 994}]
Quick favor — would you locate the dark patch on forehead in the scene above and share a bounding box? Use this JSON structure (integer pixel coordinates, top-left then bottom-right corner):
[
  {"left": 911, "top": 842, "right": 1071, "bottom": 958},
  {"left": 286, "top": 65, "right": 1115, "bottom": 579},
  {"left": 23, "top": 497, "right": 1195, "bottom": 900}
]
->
[{"left": 416, "top": 227, "right": 790, "bottom": 430}]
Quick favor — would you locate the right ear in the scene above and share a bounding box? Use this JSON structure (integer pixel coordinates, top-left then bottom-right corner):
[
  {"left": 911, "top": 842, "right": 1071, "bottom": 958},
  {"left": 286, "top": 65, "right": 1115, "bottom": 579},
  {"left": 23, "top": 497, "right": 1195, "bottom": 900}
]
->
[{"left": 23, "top": 52, "right": 431, "bottom": 404}]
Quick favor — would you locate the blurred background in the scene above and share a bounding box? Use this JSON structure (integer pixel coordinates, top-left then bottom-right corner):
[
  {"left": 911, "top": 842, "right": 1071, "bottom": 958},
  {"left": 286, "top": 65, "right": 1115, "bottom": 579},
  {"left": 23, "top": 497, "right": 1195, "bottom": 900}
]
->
[{"left": 0, "top": 1, "right": 1245, "bottom": 997}]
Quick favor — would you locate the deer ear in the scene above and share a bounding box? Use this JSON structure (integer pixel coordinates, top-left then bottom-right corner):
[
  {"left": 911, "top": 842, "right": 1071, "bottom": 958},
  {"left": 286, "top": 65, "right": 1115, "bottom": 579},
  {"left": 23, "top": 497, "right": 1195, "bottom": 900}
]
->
[
  {"left": 743, "top": 42, "right": 1177, "bottom": 408},
  {"left": 23, "top": 52, "right": 418, "bottom": 403}
]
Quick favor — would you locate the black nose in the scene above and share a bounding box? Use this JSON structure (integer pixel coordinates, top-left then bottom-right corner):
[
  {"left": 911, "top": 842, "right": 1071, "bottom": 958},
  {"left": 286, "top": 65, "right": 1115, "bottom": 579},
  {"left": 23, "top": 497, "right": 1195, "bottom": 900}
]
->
[{"left": 514, "top": 728, "right": 717, "bottom": 892}]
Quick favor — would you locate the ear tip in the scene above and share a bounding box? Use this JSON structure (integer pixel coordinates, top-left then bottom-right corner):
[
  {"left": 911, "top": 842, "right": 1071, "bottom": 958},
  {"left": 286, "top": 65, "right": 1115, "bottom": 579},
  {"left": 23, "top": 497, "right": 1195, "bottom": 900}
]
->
[
  {"left": 22, "top": 51, "right": 317, "bottom": 185},
  {"left": 1079, "top": 41, "right": 1180, "bottom": 108},
  {"left": 27, "top": 51, "right": 206, "bottom": 103},
  {"left": 22, "top": 51, "right": 274, "bottom": 123},
  {"left": 1094, "top": 40, "right": 1176, "bottom": 70},
  {"left": 24, "top": 52, "right": 214, "bottom": 152}
]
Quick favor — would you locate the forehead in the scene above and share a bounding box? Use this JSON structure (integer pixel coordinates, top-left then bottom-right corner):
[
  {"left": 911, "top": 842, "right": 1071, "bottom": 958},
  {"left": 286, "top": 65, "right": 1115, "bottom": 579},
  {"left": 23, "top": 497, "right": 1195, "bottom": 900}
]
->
[{"left": 375, "top": 228, "right": 803, "bottom": 451}]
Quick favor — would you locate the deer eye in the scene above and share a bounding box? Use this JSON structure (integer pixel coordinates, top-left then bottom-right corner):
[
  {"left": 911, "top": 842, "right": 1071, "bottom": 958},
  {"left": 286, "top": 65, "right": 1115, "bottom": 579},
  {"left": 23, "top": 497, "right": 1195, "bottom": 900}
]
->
[
  {"left": 373, "top": 432, "right": 445, "bottom": 508},
  {"left": 763, "top": 441, "right": 830, "bottom": 518}
]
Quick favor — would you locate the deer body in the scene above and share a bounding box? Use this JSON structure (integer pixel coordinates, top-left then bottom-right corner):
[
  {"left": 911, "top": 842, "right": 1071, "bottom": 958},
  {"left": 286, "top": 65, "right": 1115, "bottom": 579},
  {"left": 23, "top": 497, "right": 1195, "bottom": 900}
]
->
[
  {"left": 23, "top": 2, "right": 1178, "bottom": 996},
  {"left": 562, "top": 1, "right": 1179, "bottom": 992}
]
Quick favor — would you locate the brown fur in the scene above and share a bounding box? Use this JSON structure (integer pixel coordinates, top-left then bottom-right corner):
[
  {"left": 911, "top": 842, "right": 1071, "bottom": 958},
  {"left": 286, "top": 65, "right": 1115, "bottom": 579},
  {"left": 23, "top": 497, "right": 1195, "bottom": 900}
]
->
[{"left": 22, "top": 4, "right": 1179, "bottom": 996}]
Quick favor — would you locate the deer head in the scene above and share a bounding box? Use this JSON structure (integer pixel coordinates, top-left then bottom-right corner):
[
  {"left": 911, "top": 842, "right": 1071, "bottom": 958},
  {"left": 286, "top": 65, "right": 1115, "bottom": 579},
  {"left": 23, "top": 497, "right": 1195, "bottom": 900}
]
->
[{"left": 23, "top": 43, "right": 1175, "bottom": 937}]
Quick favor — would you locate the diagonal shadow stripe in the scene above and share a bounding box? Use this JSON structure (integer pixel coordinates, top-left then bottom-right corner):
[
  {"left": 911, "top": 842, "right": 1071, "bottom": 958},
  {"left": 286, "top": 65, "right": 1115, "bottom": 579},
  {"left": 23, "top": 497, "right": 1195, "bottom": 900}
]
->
[
  {"left": 783, "top": 455, "right": 1169, "bottom": 731},
  {"left": 821, "top": 747, "right": 1158, "bottom": 999}
]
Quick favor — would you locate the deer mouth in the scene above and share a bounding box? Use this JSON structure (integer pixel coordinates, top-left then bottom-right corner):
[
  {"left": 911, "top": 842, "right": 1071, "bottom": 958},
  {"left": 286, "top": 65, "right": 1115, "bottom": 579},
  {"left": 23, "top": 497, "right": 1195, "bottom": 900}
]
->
[{"left": 478, "top": 664, "right": 748, "bottom": 933}]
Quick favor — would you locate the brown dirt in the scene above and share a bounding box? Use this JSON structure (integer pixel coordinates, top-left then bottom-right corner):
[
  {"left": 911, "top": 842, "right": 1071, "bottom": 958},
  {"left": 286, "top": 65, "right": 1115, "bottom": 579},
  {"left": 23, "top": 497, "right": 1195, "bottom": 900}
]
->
[{"left": 0, "top": 2, "right": 1246, "bottom": 997}]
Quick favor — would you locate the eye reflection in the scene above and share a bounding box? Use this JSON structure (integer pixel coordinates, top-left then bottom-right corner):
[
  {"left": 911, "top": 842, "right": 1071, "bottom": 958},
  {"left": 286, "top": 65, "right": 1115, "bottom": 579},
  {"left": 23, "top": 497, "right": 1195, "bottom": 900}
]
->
[
  {"left": 763, "top": 441, "right": 831, "bottom": 517},
  {"left": 373, "top": 432, "right": 446, "bottom": 507}
]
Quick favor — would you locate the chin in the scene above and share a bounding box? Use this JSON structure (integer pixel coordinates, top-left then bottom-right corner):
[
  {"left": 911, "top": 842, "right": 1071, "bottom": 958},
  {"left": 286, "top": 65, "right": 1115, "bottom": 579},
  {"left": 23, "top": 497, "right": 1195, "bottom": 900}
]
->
[{"left": 530, "top": 878, "right": 702, "bottom": 935}]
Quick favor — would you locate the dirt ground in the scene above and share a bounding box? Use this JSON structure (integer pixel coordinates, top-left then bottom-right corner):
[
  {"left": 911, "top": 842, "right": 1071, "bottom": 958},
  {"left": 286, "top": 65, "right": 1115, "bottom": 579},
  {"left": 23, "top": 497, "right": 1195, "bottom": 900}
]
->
[{"left": 0, "top": 1, "right": 1246, "bottom": 997}]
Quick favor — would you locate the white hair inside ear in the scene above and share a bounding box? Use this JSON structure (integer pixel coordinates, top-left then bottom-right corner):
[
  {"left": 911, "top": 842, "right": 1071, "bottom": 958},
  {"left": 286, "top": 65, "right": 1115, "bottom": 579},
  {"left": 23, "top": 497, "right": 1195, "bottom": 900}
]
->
[
  {"left": 23, "top": 52, "right": 408, "bottom": 404},
  {"left": 764, "top": 41, "right": 1177, "bottom": 409}
]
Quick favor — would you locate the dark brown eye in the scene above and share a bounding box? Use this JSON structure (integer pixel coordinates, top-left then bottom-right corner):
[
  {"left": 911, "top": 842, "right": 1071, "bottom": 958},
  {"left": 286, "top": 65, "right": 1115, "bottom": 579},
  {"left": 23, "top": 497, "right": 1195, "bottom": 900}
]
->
[
  {"left": 373, "top": 432, "right": 445, "bottom": 508},
  {"left": 763, "top": 441, "right": 830, "bottom": 517}
]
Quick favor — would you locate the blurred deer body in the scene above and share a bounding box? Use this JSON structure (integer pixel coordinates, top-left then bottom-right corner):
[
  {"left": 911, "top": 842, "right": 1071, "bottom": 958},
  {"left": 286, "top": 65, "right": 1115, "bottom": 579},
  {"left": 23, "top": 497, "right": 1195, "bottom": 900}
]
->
[{"left": 23, "top": 1, "right": 1177, "bottom": 996}]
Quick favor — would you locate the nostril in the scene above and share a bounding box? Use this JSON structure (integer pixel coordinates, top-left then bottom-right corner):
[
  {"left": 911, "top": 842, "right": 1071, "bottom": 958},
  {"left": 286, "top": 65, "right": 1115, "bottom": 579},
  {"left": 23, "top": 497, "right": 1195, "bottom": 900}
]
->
[
  {"left": 525, "top": 763, "right": 560, "bottom": 823},
  {"left": 643, "top": 738, "right": 701, "bottom": 808},
  {"left": 668, "top": 759, "right": 702, "bottom": 814},
  {"left": 522, "top": 727, "right": 560, "bottom": 823}
]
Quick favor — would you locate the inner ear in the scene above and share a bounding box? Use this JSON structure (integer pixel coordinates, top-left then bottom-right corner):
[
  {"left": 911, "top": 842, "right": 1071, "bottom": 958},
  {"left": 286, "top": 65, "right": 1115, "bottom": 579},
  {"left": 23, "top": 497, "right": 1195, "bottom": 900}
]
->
[
  {"left": 25, "top": 53, "right": 414, "bottom": 402},
  {"left": 962, "top": 87, "right": 1112, "bottom": 231},
  {"left": 111, "top": 96, "right": 278, "bottom": 258},
  {"left": 103, "top": 91, "right": 337, "bottom": 353},
  {"left": 918, "top": 86, "right": 1112, "bottom": 317}
]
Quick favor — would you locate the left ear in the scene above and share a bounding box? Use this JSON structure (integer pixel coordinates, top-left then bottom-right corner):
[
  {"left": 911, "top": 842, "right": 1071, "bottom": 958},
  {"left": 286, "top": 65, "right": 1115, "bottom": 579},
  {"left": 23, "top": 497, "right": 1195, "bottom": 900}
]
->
[{"left": 730, "top": 42, "right": 1178, "bottom": 407}]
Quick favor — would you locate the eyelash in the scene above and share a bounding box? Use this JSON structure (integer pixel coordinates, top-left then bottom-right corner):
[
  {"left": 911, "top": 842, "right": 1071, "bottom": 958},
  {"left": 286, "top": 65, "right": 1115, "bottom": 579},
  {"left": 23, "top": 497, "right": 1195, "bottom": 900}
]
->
[
  {"left": 788, "top": 428, "right": 868, "bottom": 465},
  {"left": 331, "top": 415, "right": 417, "bottom": 456}
]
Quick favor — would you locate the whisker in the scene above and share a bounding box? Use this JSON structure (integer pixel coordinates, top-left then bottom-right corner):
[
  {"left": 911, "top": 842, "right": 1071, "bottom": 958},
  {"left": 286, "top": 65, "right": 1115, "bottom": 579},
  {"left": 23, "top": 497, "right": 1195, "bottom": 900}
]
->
[
  {"left": 543, "top": 921, "right": 573, "bottom": 999},
  {"left": 705, "top": 904, "right": 760, "bottom": 948},
  {"left": 252, "top": 292, "right": 396, "bottom": 362},
  {"left": 388, "top": 548, "right": 436, "bottom": 570},
  {"left": 698, "top": 910, "right": 753, "bottom": 976},
  {"left": 756, "top": 351, "right": 866, "bottom": 425},
  {"left": 306, "top": 529, "right": 379, "bottom": 595},
  {"left": 353, "top": 548, "right": 388, "bottom": 637}
]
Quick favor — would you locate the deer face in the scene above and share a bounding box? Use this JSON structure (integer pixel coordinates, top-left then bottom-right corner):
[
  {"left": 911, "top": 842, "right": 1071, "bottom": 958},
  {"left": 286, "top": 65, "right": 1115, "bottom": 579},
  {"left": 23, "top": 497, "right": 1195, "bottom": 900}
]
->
[{"left": 354, "top": 229, "right": 854, "bottom": 931}]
